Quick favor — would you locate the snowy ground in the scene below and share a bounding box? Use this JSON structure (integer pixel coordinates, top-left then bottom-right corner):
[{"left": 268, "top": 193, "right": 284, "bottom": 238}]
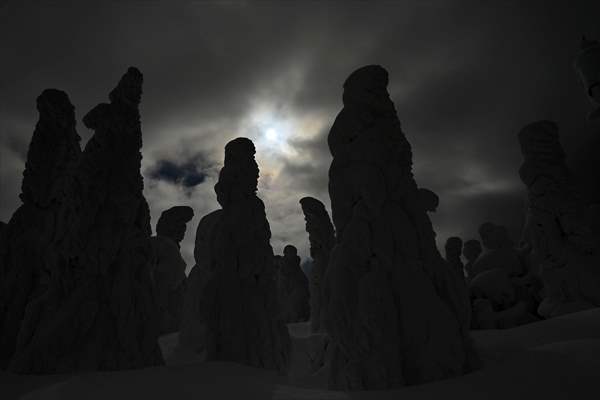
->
[{"left": 3, "top": 308, "right": 600, "bottom": 399}]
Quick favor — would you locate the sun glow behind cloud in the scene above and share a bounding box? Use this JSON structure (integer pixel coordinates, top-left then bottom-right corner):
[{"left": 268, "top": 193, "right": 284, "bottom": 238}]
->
[
  {"left": 246, "top": 102, "right": 298, "bottom": 157},
  {"left": 236, "top": 58, "right": 330, "bottom": 192}
]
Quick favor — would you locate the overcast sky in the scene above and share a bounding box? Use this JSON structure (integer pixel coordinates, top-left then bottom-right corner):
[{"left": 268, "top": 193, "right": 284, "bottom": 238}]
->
[{"left": 1, "top": 0, "right": 600, "bottom": 271}]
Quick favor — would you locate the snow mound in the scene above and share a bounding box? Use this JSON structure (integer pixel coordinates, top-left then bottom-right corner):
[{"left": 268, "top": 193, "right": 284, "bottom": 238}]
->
[{"left": 9, "top": 308, "right": 600, "bottom": 400}]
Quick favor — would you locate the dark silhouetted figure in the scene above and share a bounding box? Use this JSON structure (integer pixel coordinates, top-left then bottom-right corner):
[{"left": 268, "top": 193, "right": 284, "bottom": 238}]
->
[
  {"left": 156, "top": 206, "right": 194, "bottom": 248},
  {"left": 418, "top": 188, "right": 441, "bottom": 244},
  {"left": 469, "top": 268, "right": 539, "bottom": 329},
  {"left": 463, "top": 239, "right": 482, "bottom": 281},
  {"left": 273, "top": 254, "right": 283, "bottom": 273},
  {"left": 150, "top": 206, "right": 194, "bottom": 334},
  {"left": 6, "top": 68, "right": 164, "bottom": 373},
  {"left": 444, "top": 236, "right": 472, "bottom": 333},
  {"left": 0, "top": 89, "right": 81, "bottom": 369},
  {"left": 469, "top": 221, "right": 542, "bottom": 316},
  {"left": 519, "top": 120, "right": 600, "bottom": 318},
  {"left": 323, "top": 65, "right": 478, "bottom": 390},
  {"left": 470, "top": 222, "right": 525, "bottom": 280},
  {"left": 0, "top": 221, "right": 6, "bottom": 264},
  {"left": 574, "top": 36, "right": 600, "bottom": 120},
  {"left": 276, "top": 245, "right": 310, "bottom": 323},
  {"left": 0, "top": 221, "right": 6, "bottom": 286},
  {"left": 445, "top": 236, "right": 465, "bottom": 277},
  {"left": 180, "top": 137, "right": 290, "bottom": 373},
  {"left": 299, "top": 196, "right": 335, "bottom": 333},
  {"left": 418, "top": 188, "right": 439, "bottom": 213}
]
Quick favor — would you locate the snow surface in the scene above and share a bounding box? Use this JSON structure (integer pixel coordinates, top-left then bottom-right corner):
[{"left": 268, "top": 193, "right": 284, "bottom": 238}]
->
[{"left": 3, "top": 308, "right": 600, "bottom": 399}]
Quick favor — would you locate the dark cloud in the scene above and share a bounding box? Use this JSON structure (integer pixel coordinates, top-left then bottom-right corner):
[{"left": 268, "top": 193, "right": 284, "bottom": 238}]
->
[
  {"left": 146, "top": 152, "right": 218, "bottom": 190},
  {"left": 148, "top": 159, "right": 206, "bottom": 187}
]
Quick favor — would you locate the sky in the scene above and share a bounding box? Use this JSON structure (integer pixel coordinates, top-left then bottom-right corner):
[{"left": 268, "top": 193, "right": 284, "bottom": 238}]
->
[{"left": 1, "top": 0, "right": 600, "bottom": 272}]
